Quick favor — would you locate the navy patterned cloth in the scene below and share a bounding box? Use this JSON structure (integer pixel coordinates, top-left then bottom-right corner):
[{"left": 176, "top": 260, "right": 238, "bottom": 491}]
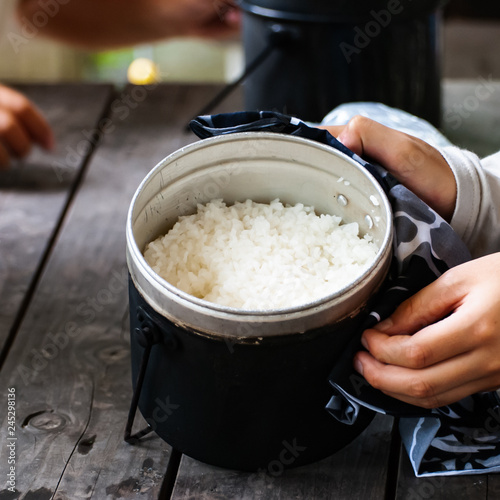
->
[{"left": 190, "top": 111, "right": 500, "bottom": 477}]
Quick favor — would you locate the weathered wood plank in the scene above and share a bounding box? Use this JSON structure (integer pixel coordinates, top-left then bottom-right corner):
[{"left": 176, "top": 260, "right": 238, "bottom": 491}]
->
[
  {"left": 0, "top": 84, "right": 242, "bottom": 499},
  {"left": 171, "top": 414, "right": 395, "bottom": 500},
  {"left": 487, "top": 474, "right": 500, "bottom": 499},
  {"left": 0, "top": 84, "right": 114, "bottom": 352}
]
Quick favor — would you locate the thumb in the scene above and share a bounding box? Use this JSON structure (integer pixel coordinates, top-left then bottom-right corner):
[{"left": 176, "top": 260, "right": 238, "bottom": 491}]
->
[
  {"left": 337, "top": 116, "right": 400, "bottom": 163},
  {"left": 373, "top": 275, "right": 462, "bottom": 336}
]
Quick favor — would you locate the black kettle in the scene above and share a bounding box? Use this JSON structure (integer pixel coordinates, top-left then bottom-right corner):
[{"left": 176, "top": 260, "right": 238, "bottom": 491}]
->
[{"left": 239, "top": 0, "right": 448, "bottom": 125}]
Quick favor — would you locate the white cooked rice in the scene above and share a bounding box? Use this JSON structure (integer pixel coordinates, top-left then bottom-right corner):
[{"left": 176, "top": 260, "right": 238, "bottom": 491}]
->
[{"left": 143, "top": 199, "right": 378, "bottom": 310}]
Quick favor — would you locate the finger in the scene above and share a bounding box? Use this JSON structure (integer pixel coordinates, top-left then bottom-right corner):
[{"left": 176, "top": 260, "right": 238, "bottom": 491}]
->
[
  {"left": 0, "top": 142, "right": 10, "bottom": 169},
  {"left": 317, "top": 125, "right": 345, "bottom": 138},
  {"left": 362, "top": 302, "right": 482, "bottom": 369},
  {"left": 361, "top": 273, "right": 480, "bottom": 368},
  {"left": 0, "top": 86, "right": 54, "bottom": 150},
  {"left": 0, "top": 109, "right": 32, "bottom": 158},
  {"left": 354, "top": 350, "right": 495, "bottom": 409},
  {"left": 326, "top": 116, "right": 456, "bottom": 220},
  {"left": 339, "top": 116, "right": 396, "bottom": 160},
  {"left": 374, "top": 375, "right": 500, "bottom": 409},
  {"left": 222, "top": 4, "right": 241, "bottom": 23},
  {"left": 372, "top": 271, "right": 466, "bottom": 336},
  {"left": 330, "top": 115, "right": 423, "bottom": 167},
  {"left": 16, "top": 101, "right": 54, "bottom": 150},
  {"left": 195, "top": 1, "right": 241, "bottom": 38}
]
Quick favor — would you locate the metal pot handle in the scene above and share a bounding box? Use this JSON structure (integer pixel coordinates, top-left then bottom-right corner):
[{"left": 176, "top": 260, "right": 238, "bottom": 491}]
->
[
  {"left": 124, "top": 306, "right": 163, "bottom": 444},
  {"left": 185, "top": 23, "right": 297, "bottom": 128}
]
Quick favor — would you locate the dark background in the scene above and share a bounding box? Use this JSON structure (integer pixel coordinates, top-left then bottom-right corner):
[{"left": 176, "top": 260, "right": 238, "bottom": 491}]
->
[{"left": 445, "top": 0, "right": 500, "bottom": 18}]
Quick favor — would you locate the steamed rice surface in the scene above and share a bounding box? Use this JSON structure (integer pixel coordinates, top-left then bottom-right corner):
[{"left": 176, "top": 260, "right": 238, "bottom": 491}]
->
[{"left": 143, "top": 199, "right": 379, "bottom": 310}]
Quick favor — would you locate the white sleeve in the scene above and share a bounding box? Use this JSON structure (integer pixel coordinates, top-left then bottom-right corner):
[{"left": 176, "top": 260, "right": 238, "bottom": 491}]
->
[{"left": 439, "top": 147, "right": 500, "bottom": 258}]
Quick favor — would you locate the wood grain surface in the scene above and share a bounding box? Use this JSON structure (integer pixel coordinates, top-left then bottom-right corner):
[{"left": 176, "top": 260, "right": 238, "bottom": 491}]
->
[
  {"left": 0, "top": 83, "right": 242, "bottom": 499},
  {"left": 0, "top": 84, "right": 113, "bottom": 353}
]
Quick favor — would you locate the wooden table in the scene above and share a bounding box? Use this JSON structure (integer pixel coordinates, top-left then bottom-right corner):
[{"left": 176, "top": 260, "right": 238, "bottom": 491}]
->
[{"left": 0, "top": 81, "right": 499, "bottom": 499}]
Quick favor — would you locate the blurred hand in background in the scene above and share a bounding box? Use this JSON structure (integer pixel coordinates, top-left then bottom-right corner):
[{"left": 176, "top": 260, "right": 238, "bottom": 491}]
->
[
  {"left": 16, "top": 0, "right": 241, "bottom": 50},
  {"left": 0, "top": 83, "right": 54, "bottom": 170}
]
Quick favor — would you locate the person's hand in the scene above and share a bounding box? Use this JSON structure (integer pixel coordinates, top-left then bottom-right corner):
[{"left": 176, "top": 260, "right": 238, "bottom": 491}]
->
[
  {"left": 0, "top": 84, "right": 54, "bottom": 169},
  {"left": 319, "top": 116, "right": 457, "bottom": 222},
  {"left": 168, "top": 0, "right": 241, "bottom": 39},
  {"left": 319, "top": 117, "right": 500, "bottom": 408},
  {"left": 17, "top": 0, "right": 241, "bottom": 49},
  {"left": 354, "top": 253, "right": 500, "bottom": 408}
]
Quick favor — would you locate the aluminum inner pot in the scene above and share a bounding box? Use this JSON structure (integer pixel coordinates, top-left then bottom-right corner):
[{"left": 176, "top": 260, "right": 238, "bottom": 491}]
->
[{"left": 126, "top": 132, "right": 392, "bottom": 340}]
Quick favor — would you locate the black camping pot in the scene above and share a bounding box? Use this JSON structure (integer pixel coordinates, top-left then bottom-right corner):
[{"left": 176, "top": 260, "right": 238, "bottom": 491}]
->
[
  {"left": 239, "top": 0, "right": 447, "bottom": 125},
  {"left": 125, "top": 132, "right": 393, "bottom": 471}
]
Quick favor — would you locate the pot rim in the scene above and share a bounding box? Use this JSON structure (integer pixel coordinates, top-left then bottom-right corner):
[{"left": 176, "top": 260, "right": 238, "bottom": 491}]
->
[{"left": 126, "top": 132, "right": 393, "bottom": 336}]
